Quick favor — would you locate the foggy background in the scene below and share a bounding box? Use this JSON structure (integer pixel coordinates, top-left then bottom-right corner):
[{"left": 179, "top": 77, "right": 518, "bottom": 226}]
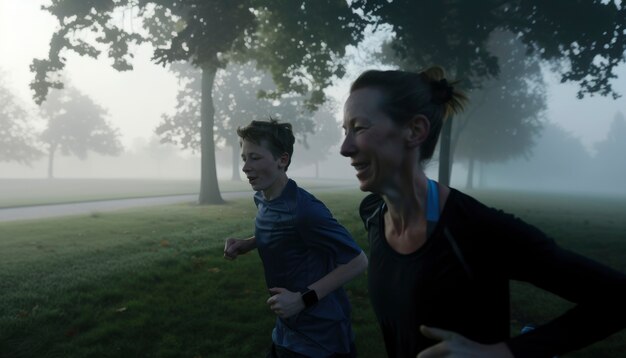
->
[{"left": 2, "top": 1, "right": 626, "bottom": 196}]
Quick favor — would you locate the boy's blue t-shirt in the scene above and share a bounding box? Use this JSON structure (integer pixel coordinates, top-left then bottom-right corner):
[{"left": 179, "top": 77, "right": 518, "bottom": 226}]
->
[{"left": 254, "top": 179, "right": 362, "bottom": 356}]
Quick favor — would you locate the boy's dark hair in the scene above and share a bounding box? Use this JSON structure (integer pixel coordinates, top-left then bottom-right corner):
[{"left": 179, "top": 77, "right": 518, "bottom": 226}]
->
[{"left": 237, "top": 118, "right": 295, "bottom": 171}]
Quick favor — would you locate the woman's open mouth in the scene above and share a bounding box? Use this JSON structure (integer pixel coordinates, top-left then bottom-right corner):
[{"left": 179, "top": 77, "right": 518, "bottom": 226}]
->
[{"left": 352, "top": 162, "right": 370, "bottom": 178}]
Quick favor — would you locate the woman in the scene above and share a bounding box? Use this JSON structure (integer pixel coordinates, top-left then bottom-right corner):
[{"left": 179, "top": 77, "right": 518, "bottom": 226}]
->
[{"left": 340, "top": 67, "right": 626, "bottom": 357}]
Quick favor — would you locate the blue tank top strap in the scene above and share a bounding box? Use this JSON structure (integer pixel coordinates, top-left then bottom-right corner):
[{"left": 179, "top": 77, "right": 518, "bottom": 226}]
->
[{"left": 426, "top": 178, "right": 440, "bottom": 223}]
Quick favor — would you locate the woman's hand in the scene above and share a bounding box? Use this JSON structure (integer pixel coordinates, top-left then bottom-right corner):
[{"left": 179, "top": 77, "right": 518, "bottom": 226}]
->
[
  {"left": 417, "top": 325, "right": 514, "bottom": 358},
  {"left": 266, "top": 287, "right": 306, "bottom": 319}
]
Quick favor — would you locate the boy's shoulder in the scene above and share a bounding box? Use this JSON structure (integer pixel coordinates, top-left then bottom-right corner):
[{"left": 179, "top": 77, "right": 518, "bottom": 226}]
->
[{"left": 293, "top": 182, "right": 327, "bottom": 211}]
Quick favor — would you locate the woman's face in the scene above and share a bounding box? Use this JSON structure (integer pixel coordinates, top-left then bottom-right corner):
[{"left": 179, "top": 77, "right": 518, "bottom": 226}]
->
[{"left": 340, "top": 87, "right": 406, "bottom": 193}]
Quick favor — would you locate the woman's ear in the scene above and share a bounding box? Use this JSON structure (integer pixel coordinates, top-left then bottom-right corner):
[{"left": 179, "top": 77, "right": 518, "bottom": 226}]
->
[{"left": 405, "top": 114, "right": 430, "bottom": 148}]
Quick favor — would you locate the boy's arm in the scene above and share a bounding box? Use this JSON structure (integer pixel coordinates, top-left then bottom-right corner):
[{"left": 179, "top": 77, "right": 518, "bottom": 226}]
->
[
  {"left": 267, "top": 251, "right": 367, "bottom": 318},
  {"left": 268, "top": 195, "right": 368, "bottom": 318}
]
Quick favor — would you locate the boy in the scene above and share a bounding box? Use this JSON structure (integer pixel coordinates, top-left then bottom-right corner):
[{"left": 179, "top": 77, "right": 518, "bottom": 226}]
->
[{"left": 224, "top": 119, "right": 368, "bottom": 357}]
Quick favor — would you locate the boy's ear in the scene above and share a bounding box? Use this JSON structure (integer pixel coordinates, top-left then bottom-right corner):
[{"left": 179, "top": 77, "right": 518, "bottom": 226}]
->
[
  {"left": 404, "top": 114, "right": 430, "bottom": 148},
  {"left": 277, "top": 152, "right": 290, "bottom": 170}
]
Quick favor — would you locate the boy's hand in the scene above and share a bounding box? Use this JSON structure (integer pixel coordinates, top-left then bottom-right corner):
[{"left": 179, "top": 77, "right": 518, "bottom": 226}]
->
[
  {"left": 223, "top": 238, "right": 248, "bottom": 260},
  {"left": 267, "top": 287, "right": 305, "bottom": 319}
]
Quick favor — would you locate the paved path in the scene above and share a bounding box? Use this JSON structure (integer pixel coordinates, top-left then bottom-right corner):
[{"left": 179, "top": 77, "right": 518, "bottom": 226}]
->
[
  {"left": 0, "top": 186, "right": 356, "bottom": 222},
  {"left": 0, "top": 192, "right": 247, "bottom": 222}
]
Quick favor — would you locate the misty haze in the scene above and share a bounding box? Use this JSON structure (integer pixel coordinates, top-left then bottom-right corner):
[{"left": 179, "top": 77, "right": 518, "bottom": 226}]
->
[{"left": 1, "top": 1, "right": 625, "bottom": 357}]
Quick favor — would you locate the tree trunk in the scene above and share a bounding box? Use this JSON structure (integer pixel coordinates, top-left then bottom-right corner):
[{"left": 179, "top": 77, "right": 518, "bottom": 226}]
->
[
  {"left": 450, "top": 116, "right": 466, "bottom": 160},
  {"left": 478, "top": 160, "right": 486, "bottom": 188},
  {"left": 438, "top": 116, "right": 453, "bottom": 186},
  {"left": 231, "top": 141, "right": 241, "bottom": 181},
  {"left": 466, "top": 156, "right": 475, "bottom": 189},
  {"left": 47, "top": 144, "right": 56, "bottom": 179},
  {"left": 199, "top": 63, "right": 224, "bottom": 204}
]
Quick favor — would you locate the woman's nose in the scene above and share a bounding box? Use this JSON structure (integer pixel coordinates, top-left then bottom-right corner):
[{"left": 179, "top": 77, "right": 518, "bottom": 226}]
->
[{"left": 340, "top": 133, "right": 356, "bottom": 157}]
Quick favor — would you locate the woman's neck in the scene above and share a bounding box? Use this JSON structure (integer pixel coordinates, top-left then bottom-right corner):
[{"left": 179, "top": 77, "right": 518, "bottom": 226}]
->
[{"left": 380, "top": 165, "right": 429, "bottom": 234}]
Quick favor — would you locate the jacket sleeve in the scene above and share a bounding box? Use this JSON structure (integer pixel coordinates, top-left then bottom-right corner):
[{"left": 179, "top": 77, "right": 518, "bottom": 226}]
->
[{"left": 472, "top": 200, "right": 626, "bottom": 357}]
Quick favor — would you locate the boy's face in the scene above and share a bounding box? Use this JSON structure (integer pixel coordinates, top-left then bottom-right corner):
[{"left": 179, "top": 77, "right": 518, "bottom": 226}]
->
[{"left": 240, "top": 139, "right": 288, "bottom": 193}]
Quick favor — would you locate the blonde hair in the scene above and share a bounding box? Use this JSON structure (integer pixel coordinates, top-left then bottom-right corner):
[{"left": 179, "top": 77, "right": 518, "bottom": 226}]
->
[{"left": 420, "top": 65, "right": 468, "bottom": 122}]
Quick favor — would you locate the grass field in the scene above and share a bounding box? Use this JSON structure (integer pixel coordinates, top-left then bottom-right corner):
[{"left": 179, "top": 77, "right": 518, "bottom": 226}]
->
[{"left": 1, "top": 188, "right": 625, "bottom": 357}]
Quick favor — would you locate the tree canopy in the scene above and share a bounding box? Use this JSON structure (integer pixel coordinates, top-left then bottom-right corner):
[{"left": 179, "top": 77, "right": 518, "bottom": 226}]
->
[
  {"left": 31, "top": 1, "right": 626, "bottom": 189},
  {"left": 452, "top": 31, "right": 546, "bottom": 165},
  {"left": 353, "top": 0, "right": 626, "bottom": 184},
  {"left": 594, "top": 111, "right": 626, "bottom": 182},
  {"left": 32, "top": 0, "right": 364, "bottom": 203},
  {"left": 0, "top": 76, "right": 42, "bottom": 164},
  {"left": 595, "top": 111, "right": 626, "bottom": 157},
  {"left": 157, "top": 61, "right": 315, "bottom": 180},
  {"left": 355, "top": 0, "right": 626, "bottom": 96},
  {"left": 482, "top": 122, "right": 594, "bottom": 192},
  {"left": 291, "top": 101, "right": 342, "bottom": 178},
  {"left": 40, "top": 85, "right": 123, "bottom": 178}
]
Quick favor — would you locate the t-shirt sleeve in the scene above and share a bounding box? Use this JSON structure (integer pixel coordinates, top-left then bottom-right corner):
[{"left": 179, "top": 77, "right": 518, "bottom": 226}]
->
[
  {"left": 469, "top": 199, "right": 626, "bottom": 357},
  {"left": 298, "top": 196, "right": 362, "bottom": 265}
]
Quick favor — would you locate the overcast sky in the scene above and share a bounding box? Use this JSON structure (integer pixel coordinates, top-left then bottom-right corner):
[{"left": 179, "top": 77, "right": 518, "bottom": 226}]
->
[{"left": 2, "top": 0, "right": 625, "bottom": 152}]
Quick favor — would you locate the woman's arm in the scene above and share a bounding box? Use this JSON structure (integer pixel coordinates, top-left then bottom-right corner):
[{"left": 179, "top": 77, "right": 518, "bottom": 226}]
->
[{"left": 308, "top": 250, "right": 368, "bottom": 300}]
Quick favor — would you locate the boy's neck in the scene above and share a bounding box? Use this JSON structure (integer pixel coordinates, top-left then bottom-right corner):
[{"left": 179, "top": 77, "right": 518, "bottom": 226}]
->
[{"left": 262, "top": 173, "right": 289, "bottom": 201}]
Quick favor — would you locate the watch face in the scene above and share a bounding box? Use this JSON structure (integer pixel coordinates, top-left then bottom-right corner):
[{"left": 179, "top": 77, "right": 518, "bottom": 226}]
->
[{"left": 302, "top": 289, "right": 318, "bottom": 307}]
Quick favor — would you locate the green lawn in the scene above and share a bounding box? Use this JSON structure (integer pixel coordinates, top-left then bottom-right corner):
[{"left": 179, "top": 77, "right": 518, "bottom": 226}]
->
[{"left": 0, "top": 188, "right": 625, "bottom": 357}]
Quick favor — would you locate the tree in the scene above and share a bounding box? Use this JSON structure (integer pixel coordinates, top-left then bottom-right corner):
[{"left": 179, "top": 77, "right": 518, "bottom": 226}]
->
[
  {"left": 352, "top": 0, "right": 626, "bottom": 185},
  {"left": 595, "top": 111, "right": 626, "bottom": 158},
  {"left": 0, "top": 73, "right": 42, "bottom": 164},
  {"left": 215, "top": 62, "right": 312, "bottom": 180},
  {"left": 451, "top": 31, "right": 546, "bottom": 189},
  {"left": 157, "top": 61, "right": 315, "bottom": 181},
  {"left": 483, "top": 122, "right": 593, "bottom": 192},
  {"left": 291, "top": 101, "right": 342, "bottom": 178},
  {"left": 145, "top": 135, "right": 179, "bottom": 177},
  {"left": 31, "top": 0, "right": 365, "bottom": 203},
  {"left": 40, "top": 86, "right": 123, "bottom": 178},
  {"left": 594, "top": 111, "right": 626, "bottom": 181}
]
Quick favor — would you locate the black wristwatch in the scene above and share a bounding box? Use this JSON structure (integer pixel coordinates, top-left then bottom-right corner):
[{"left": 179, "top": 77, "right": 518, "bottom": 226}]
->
[{"left": 301, "top": 289, "right": 318, "bottom": 308}]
